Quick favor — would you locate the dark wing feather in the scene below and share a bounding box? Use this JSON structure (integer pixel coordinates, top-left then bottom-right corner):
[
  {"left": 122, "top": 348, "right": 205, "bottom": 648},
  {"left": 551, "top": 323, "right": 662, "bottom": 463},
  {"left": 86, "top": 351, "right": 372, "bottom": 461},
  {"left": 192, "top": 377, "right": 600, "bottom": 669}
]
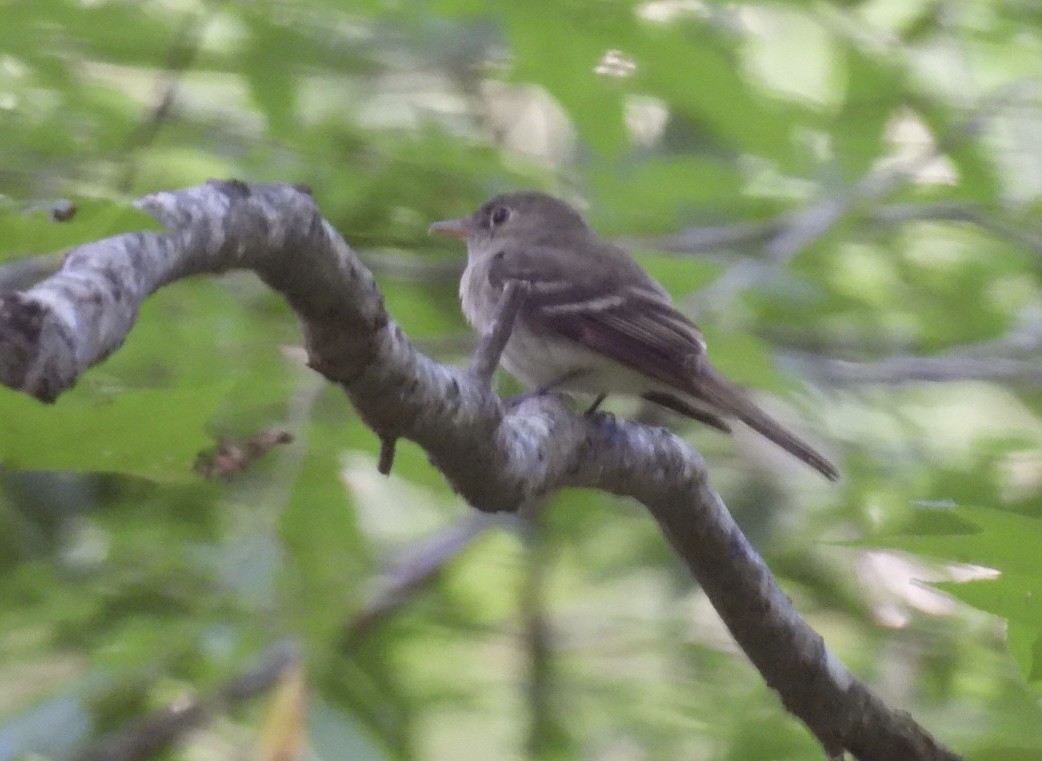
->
[
  {"left": 487, "top": 244, "right": 840, "bottom": 481},
  {"left": 640, "top": 391, "right": 732, "bottom": 432},
  {"left": 487, "top": 246, "right": 706, "bottom": 393}
]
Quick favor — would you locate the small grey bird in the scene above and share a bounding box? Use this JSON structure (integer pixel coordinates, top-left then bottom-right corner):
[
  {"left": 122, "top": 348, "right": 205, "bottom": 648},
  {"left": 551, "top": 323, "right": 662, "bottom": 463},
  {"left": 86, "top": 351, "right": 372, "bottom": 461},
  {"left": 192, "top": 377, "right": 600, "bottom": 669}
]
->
[{"left": 430, "top": 191, "right": 838, "bottom": 481}]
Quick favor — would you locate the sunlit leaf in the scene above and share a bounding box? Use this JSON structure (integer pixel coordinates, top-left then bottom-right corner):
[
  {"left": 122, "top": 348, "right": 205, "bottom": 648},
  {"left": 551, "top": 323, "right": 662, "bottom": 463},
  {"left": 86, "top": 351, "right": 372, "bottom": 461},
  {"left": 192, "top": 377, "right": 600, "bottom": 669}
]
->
[
  {"left": 935, "top": 571, "right": 1042, "bottom": 680},
  {"left": 876, "top": 504, "right": 1042, "bottom": 577}
]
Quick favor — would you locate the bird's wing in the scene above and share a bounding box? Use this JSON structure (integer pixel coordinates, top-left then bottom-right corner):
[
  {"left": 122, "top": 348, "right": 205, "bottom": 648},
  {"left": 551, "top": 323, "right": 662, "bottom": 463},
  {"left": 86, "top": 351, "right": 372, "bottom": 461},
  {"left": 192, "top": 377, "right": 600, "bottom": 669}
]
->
[
  {"left": 488, "top": 246, "right": 706, "bottom": 393},
  {"left": 488, "top": 245, "right": 841, "bottom": 481}
]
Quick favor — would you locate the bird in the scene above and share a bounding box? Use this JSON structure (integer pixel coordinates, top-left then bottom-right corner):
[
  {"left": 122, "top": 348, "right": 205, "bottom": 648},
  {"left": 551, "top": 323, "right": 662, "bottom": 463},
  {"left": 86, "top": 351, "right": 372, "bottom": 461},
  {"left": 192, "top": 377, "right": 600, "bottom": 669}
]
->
[{"left": 429, "top": 190, "right": 839, "bottom": 481}]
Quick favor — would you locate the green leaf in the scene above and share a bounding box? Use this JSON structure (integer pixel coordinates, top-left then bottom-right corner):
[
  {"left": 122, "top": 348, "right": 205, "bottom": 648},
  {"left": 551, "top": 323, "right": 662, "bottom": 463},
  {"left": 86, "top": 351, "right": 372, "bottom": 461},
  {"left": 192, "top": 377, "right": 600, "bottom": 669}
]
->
[
  {"left": 1006, "top": 620, "right": 1040, "bottom": 684},
  {"left": 0, "top": 384, "right": 226, "bottom": 481},
  {"left": 915, "top": 99, "right": 1001, "bottom": 204},
  {"left": 970, "top": 746, "right": 1042, "bottom": 761},
  {"left": 934, "top": 573, "right": 1042, "bottom": 629},
  {"left": 936, "top": 575, "right": 1042, "bottom": 681},
  {"left": 279, "top": 393, "right": 370, "bottom": 645},
  {"left": 242, "top": 14, "right": 299, "bottom": 137},
  {"left": 877, "top": 504, "right": 1042, "bottom": 577},
  {"left": 701, "top": 328, "right": 791, "bottom": 395},
  {"left": 502, "top": 2, "right": 632, "bottom": 157},
  {"left": 634, "top": 20, "right": 796, "bottom": 161},
  {"left": 590, "top": 156, "right": 746, "bottom": 231},
  {"left": 630, "top": 249, "right": 722, "bottom": 298},
  {"left": 0, "top": 199, "right": 161, "bottom": 262},
  {"left": 828, "top": 44, "right": 904, "bottom": 179},
  {"left": 872, "top": 501, "right": 1042, "bottom": 679},
  {"left": 380, "top": 281, "right": 461, "bottom": 340}
]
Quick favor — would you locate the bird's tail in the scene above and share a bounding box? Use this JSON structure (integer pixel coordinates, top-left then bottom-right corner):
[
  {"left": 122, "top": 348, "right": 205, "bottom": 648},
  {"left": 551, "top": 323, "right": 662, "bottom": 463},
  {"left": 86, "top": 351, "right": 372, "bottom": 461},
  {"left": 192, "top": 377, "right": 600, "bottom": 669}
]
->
[{"left": 695, "top": 364, "right": 839, "bottom": 481}]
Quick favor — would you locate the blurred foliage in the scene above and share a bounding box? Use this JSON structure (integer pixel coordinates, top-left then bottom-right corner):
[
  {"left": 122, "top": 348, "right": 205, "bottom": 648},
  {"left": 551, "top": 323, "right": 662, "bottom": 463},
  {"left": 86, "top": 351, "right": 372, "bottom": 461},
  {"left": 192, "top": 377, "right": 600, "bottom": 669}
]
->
[
  {"left": 2, "top": 0, "right": 1042, "bottom": 759},
  {"left": 0, "top": 199, "right": 160, "bottom": 263}
]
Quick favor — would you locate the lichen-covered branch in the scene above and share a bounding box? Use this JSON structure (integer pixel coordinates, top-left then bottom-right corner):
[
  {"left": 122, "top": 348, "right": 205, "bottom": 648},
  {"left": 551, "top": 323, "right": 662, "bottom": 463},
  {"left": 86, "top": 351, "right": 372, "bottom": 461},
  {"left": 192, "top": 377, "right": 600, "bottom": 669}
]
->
[{"left": 0, "top": 181, "right": 961, "bottom": 761}]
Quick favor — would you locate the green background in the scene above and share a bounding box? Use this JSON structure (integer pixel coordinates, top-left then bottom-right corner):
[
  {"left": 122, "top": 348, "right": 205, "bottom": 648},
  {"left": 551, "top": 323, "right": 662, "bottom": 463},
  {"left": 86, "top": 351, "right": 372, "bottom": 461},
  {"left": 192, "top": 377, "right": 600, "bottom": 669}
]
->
[{"left": 2, "top": 0, "right": 1042, "bottom": 758}]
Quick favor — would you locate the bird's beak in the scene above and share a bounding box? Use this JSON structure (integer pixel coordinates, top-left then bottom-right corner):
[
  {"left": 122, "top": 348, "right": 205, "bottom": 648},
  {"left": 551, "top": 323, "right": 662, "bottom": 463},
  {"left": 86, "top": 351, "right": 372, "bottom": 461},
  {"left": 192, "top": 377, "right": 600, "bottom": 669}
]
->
[{"left": 428, "top": 218, "right": 471, "bottom": 240}]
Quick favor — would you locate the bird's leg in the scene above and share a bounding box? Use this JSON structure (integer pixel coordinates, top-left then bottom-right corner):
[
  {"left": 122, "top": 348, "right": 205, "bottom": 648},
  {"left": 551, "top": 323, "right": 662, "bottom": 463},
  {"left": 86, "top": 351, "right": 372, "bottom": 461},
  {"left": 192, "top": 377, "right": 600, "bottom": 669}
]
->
[
  {"left": 506, "top": 369, "right": 587, "bottom": 408},
  {"left": 585, "top": 393, "right": 607, "bottom": 415}
]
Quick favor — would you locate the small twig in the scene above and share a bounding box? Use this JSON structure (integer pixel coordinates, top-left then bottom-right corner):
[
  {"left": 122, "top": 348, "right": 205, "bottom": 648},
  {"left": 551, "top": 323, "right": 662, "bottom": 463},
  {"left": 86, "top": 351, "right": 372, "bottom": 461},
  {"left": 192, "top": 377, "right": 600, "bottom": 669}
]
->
[
  {"left": 804, "top": 354, "right": 1042, "bottom": 387},
  {"left": 468, "top": 279, "right": 529, "bottom": 384},
  {"left": 117, "top": 9, "right": 211, "bottom": 192},
  {"left": 871, "top": 202, "right": 1042, "bottom": 258},
  {"left": 377, "top": 435, "right": 398, "bottom": 475},
  {"left": 194, "top": 429, "right": 294, "bottom": 479},
  {"left": 790, "top": 310, "right": 1042, "bottom": 386},
  {"left": 869, "top": 201, "right": 977, "bottom": 225},
  {"left": 940, "top": 209, "right": 1042, "bottom": 259},
  {"left": 647, "top": 201, "right": 1042, "bottom": 262},
  {"left": 623, "top": 218, "right": 784, "bottom": 254},
  {"left": 696, "top": 166, "right": 923, "bottom": 311},
  {"left": 518, "top": 500, "right": 561, "bottom": 758}
]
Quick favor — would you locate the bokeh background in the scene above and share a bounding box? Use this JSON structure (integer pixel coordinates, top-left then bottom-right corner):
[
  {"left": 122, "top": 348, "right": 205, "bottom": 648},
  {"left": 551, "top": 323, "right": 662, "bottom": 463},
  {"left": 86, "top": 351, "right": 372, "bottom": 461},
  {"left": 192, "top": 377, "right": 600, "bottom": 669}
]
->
[{"left": 3, "top": 1, "right": 1042, "bottom": 759}]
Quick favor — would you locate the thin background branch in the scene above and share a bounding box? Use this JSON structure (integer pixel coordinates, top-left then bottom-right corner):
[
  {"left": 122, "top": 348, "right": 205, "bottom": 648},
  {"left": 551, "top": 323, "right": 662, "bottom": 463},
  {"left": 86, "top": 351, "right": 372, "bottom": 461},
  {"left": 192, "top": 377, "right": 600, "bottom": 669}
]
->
[
  {"left": 116, "top": 5, "right": 216, "bottom": 192},
  {"left": 72, "top": 642, "right": 299, "bottom": 761}
]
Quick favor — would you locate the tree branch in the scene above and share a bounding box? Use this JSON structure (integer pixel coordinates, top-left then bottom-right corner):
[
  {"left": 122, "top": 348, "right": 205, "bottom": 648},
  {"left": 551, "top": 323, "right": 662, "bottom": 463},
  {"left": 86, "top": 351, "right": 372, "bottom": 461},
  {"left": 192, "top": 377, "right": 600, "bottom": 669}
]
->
[
  {"left": 805, "top": 353, "right": 1042, "bottom": 386},
  {"left": 0, "top": 181, "right": 961, "bottom": 761},
  {"left": 518, "top": 500, "right": 566, "bottom": 758},
  {"left": 648, "top": 201, "right": 1042, "bottom": 262},
  {"left": 791, "top": 313, "right": 1042, "bottom": 387},
  {"left": 72, "top": 641, "right": 299, "bottom": 761},
  {"left": 342, "top": 512, "right": 504, "bottom": 646}
]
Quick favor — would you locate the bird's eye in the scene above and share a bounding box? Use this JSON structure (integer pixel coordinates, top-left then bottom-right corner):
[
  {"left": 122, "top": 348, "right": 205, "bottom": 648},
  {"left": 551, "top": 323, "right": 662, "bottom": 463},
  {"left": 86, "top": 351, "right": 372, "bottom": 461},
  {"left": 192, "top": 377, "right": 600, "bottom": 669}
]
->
[{"left": 490, "top": 206, "right": 510, "bottom": 226}]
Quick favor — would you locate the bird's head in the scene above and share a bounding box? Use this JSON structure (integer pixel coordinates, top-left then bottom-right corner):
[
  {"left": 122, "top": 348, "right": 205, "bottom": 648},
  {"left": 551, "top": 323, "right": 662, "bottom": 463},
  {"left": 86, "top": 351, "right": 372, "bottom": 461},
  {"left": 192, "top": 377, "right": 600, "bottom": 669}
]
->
[{"left": 429, "top": 191, "right": 589, "bottom": 252}]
